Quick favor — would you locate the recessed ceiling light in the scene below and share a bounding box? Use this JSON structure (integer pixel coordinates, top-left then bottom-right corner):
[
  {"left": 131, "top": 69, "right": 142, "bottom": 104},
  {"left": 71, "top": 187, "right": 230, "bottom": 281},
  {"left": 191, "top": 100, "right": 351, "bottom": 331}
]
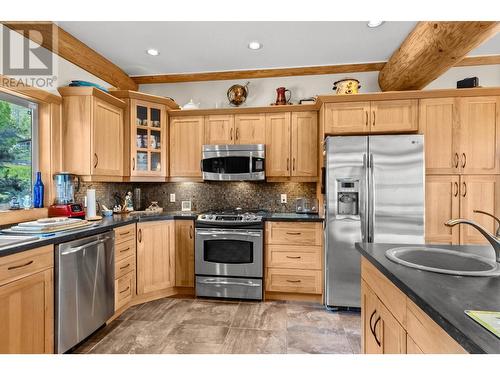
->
[
  {"left": 367, "top": 21, "right": 384, "bottom": 28},
  {"left": 146, "top": 48, "right": 160, "bottom": 56},
  {"left": 248, "top": 41, "right": 262, "bottom": 50}
]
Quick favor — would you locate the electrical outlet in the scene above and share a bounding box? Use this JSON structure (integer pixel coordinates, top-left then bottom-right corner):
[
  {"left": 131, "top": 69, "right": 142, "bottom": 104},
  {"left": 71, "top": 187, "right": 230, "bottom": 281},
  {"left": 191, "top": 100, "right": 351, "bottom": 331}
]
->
[
  {"left": 170, "top": 193, "right": 176, "bottom": 203},
  {"left": 181, "top": 200, "right": 192, "bottom": 211},
  {"left": 280, "top": 194, "right": 287, "bottom": 204}
]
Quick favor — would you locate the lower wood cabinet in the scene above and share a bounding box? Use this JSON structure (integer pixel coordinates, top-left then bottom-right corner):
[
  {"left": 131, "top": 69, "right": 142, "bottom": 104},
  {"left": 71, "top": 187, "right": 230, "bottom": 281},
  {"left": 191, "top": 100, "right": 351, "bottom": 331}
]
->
[
  {"left": 361, "top": 257, "right": 466, "bottom": 354},
  {"left": 175, "top": 220, "right": 195, "bottom": 287},
  {"left": 137, "top": 221, "right": 175, "bottom": 295},
  {"left": 0, "top": 245, "right": 54, "bottom": 354},
  {"left": 113, "top": 224, "right": 137, "bottom": 312}
]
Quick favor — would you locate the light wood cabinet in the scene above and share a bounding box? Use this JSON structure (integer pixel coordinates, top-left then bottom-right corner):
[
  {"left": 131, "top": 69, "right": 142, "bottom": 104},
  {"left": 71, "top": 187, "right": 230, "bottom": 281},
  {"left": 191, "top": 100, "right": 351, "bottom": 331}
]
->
[
  {"left": 113, "top": 224, "right": 136, "bottom": 312},
  {"left": 419, "top": 98, "right": 458, "bottom": 174},
  {"left": 324, "top": 100, "right": 418, "bottom": 135},
  {"left": 169, "top": 116, "right": 204, "bottom": 178},
  {"left": 361, "top": 256, "right": 467, "bottom": 354},
  {"left": 425, "top": 175, "right": 460, "bottom": 244},
  {"left": 265, "top": 112, "right": 291, "bottom": 177},
  {"left": 137, "top": 221, "right": 175, "bottom": 295},
  {"left": 291, "top": 111, "right": 318, "bottom": 177},
  {"left": 204, "top": 115, "right": 235, "bottom": 144},
  {"left": 457, "top": 97, "right": 500, "bottom": 175},
  {"left": 175, "top": 220, "right": 195, "bottom": 288},
  {"left": 59, "top": 87, "right": 126, "bottom": 180},
  {"left": 0, "top": 246, "right": 53, "bottom": 354},
  {"left": 234, "top": 113, "right": 266, "bottom": 144}
]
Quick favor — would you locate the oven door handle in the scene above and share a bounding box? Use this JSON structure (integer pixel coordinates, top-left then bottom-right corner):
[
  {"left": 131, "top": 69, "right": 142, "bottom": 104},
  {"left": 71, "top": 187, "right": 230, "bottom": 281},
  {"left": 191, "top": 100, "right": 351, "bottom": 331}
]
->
[
  {"left": 198, "top": 279, "right": 261, "bottom": 287},
  {"left": 196, "top": 231, "right": 262, "bottom": 237}
]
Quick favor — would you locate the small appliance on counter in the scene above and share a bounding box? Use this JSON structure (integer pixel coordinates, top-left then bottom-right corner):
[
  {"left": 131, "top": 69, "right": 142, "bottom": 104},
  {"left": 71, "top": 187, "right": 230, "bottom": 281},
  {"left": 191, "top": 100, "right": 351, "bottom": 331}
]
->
[
  {"left": 48, "top": 172, "right": 85, "bottom": 218},
  {"left": 295, "top": 198, "right": 319, "bottom": 214}
]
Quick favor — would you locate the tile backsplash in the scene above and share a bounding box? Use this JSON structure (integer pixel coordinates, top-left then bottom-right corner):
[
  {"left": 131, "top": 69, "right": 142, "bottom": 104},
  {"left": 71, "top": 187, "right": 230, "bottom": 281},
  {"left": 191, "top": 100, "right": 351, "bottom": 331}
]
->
[{"left": 75, "top": 181, "right": 317, "bottom": 213}]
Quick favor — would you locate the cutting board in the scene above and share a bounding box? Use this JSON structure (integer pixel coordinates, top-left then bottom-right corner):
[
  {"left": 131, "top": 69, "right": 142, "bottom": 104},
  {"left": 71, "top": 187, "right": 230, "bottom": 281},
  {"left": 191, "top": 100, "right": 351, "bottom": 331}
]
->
[
  {"left": 8, "top": 221, "right": 93, "bottom": 234},
  {"left": 465, "top": 310, "right": 500, "bottom": 338}
]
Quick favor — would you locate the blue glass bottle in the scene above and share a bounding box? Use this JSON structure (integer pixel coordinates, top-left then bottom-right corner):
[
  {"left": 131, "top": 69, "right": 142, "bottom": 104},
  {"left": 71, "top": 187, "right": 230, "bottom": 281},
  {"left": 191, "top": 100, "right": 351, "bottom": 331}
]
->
[{"left": 33, "top": 171, "right": 44, "bottom": 208}]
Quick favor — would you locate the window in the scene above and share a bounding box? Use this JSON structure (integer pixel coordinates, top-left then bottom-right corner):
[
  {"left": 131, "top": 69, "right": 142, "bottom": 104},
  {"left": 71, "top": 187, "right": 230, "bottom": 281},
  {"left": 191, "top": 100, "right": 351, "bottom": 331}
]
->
[{"left": 0, "top": 92, "right": 38, "bottom": 210}]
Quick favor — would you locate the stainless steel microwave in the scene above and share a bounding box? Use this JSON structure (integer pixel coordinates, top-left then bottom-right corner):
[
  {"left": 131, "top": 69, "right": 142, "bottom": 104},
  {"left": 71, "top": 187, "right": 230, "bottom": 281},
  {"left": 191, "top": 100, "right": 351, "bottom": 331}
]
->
[{"left": 201, "top": 144, "right": 265, "bottom": 181}]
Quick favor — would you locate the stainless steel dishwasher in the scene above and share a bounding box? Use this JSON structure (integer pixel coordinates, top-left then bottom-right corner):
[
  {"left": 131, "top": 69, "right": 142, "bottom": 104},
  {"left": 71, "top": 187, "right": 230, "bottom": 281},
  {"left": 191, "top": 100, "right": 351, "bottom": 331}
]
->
[{"left": 55, "top": 231, "right": 115, "bottom": 353}]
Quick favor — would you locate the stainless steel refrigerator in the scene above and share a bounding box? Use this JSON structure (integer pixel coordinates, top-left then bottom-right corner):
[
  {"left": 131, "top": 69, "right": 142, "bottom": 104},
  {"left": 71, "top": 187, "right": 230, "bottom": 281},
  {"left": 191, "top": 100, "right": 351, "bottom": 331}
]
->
[{"left": 325, "top": 135, "right": 425, "bottom": 309}]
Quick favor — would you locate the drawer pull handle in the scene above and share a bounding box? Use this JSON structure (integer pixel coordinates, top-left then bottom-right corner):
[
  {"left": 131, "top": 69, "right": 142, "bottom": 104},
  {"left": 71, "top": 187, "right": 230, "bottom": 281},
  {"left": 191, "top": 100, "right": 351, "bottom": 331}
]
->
[
  {"left": 8, "top": 260, "right": 34, "bottom": 270},
  {"left": 286, "top": 279, "right": 301, "bottom": 283},
  {"left": 286, "top": 232, "right": 302, "bottom": 235},
  {"left": 119, "top": 247, "right": 131, "bottom": 253},
  {"left": 119, "top": 286, "right": 130, "bottom": 294},
  {"left": 286, "top": 256, "right": 301, "bottom": 259},
  {"left": 120, "top": 264, "right": 130, "bottom": 270},
  {"left": 119, "top": 231, "right": 130, "bottom": 236}
]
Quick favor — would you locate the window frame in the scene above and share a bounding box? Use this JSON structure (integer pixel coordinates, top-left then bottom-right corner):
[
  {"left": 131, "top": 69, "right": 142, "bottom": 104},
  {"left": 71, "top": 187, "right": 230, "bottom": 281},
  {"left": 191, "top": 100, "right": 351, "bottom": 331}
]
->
[{"left": 0, "top": 91, "right": 39, "bottom": 209}]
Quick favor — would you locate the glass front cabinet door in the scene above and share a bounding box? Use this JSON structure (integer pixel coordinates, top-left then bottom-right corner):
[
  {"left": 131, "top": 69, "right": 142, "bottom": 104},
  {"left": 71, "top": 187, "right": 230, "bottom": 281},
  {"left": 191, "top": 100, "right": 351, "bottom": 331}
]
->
[{"left": 130, "top": 99, "right": 167, "bottom": 178}]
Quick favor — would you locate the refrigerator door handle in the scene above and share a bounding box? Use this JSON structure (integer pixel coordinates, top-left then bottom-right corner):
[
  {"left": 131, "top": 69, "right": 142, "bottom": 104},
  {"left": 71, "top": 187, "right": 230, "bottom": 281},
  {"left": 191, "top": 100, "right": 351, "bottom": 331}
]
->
[
  {"left": 360, "top": 153, "right": 368, "bottom": 242},
  {"left": 368, "top": 153, "right": 374, "bottom": 243}
]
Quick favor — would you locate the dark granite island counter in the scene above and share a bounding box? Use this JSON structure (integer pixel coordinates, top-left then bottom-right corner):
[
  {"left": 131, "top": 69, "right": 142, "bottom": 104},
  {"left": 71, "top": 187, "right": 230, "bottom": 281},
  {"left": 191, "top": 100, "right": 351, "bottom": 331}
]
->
[{"left": 356, "top": 242, "right": 500, "bottom": 354}]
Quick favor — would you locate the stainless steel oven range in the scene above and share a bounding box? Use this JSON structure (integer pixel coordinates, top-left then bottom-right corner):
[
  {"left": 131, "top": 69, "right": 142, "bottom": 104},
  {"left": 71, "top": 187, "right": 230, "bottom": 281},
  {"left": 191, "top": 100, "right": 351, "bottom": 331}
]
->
[{"left": 195, "top": 209, "right": 265, "bottom": 300}]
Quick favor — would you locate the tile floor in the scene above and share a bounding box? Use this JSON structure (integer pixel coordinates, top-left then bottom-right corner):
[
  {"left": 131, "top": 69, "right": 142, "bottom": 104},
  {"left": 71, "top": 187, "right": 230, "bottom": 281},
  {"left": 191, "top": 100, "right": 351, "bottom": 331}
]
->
[{"left": 71, "top": 297, "right": 361, "bottom": 354}]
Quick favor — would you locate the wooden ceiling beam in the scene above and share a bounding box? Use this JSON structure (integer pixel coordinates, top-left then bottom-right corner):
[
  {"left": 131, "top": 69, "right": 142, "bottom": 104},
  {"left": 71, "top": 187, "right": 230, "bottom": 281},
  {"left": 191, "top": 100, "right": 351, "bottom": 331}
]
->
[
  {"left": 2, "top": 22, "right": 138, "bottom": 91},
  {"left": 378, "top": 21, "right": 500, "bottom": 91}
]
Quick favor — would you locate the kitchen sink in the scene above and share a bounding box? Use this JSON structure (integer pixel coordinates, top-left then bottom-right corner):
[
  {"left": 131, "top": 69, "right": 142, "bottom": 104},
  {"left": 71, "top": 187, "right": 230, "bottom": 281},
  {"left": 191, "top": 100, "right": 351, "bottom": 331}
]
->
[
  {"left": 385, "top": 246, "right": 500, "bottom": 276},
  {"left": 0, "top": 235, "right": 39, "bottom": 249}
]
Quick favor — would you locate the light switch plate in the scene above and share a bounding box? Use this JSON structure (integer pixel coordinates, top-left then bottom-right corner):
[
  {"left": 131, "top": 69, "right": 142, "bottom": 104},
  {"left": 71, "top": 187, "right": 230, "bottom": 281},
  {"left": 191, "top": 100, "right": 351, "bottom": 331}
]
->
[
  {"left": 280, "top": 194, "right": 287, "bottom": 204},
  {"left": 170, "top": 193, "right": 176, "bottom": 203},
  {"left": 181, "top": 200, "right": 192, "bottom": 211}
]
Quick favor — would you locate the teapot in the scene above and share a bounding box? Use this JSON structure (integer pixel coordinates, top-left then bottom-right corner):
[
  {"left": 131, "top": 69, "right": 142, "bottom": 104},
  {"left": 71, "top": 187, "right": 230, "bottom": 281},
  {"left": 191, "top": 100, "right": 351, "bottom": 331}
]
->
[{"left": 182, "top": 99, "right": 200, "bottom": 110}]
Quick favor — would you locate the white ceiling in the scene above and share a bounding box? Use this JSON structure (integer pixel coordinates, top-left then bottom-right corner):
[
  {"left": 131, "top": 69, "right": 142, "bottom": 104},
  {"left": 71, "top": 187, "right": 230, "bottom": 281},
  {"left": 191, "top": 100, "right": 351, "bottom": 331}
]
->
[{"left": 57, "top": 21, "right": 500, "bottom": 76}]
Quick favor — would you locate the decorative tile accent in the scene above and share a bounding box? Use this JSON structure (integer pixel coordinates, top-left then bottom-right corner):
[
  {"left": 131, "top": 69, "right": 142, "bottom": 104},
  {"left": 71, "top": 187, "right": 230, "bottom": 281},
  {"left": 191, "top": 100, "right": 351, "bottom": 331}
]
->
[{"left": 75, "top": 181, "right": 317, "bottom": 213}]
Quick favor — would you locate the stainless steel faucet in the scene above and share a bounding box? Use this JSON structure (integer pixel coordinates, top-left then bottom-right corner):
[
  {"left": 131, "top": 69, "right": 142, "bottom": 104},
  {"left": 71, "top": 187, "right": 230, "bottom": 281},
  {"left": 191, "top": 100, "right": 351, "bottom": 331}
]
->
[{"left": 445, "top": 210, "right": 500, "bottom": 263}]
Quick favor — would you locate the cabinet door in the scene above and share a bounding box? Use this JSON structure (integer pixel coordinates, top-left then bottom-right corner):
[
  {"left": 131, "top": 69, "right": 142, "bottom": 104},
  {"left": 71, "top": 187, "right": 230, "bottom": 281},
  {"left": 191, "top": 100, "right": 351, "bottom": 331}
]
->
[
  {"left": 175, "top": 220, "right": 195, "bottom": 288},
  {"left": 137, "top": 221, "right": 175, "bottom": 294},
  {"left": 324, "top": 102, "right": 370, "bottom": 134},
  {"left": 425, "top": 175, "right": 460, "bottom": 245},
  {"left": 376, "top": 298, "right": 407, "bottom": 354},
  {"left": 0, "top": 269, "right": 53, "bottom": 353},
  {"left": 361, "top": 280, "right": 382, "bottom": 354},
  {"left": 419, "top": 98, "right": 459, "bottom": 174},
  {"left": 291, "top": 111, "right": 318, "bottom": 177},
  {"left": 169, "top": 116, "right": 204, "bottom": 177},
  {"left": 460, "top": 175, "right": 500, "bottom": 245},
  {"left": 371, "top": 99, "right": 418, "bottom": 133},
  {"left": 265, "top": 113, "right": 291, "bottom": 177},
  {"left": 130, "top": 100, "right": 167, "bottom": 177},
  {"left": 457, "top": 97, "right": 500, "bottom": 174},
  {"left": 92, "top": 97, "right": 124, "bottom": 176},
  {"left": 234, "top": 114, "right": 266, "bottom": 144},
  {"left": 204, "top": 115, "right": 235, "bottom": 144}
]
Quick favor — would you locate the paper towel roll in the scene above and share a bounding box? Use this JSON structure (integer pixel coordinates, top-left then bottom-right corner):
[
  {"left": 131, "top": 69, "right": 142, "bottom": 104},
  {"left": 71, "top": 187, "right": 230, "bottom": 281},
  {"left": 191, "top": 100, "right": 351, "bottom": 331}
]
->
[{"left": 86, "top": 189, "right": 96, "bottom": 218}]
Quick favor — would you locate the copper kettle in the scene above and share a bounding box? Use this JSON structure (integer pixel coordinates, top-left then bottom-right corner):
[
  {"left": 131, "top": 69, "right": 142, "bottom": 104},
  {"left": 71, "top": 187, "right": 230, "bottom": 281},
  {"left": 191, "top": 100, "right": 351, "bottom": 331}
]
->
[{"left": 227, "top": 82, "right": 250, "bottom": 106}]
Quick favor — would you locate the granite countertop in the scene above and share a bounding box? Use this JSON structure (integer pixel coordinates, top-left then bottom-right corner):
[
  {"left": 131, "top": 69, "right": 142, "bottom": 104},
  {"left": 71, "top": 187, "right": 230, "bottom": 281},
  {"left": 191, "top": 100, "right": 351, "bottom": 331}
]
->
[
  {"left": 0, "top": 211, "right": 322, "bottom": 257},
  {"left": 356, "top": 242, "right": 500, "bottom": 354}
]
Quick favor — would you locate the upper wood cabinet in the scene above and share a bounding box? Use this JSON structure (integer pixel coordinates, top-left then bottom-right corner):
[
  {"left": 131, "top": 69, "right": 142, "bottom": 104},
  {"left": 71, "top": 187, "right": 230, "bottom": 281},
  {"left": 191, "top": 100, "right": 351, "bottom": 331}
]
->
[
  {"left": 59, "top": 87, "right": 126, "bottom": 181},
  {"left": 0, "top": 245, "right": 53, "bottom": 354},
  {"left": 204, "top": 115, "right": 235, "bottom": 144},
  {"left": 234, "top": 113, "right": 266, "bottom": 144},
  {"left": 421, "top": 96, "right": 500, "bottom": 175},
  {"left": 266, "top": 111, "right": 318, "bottom": 179},
  {"left": 170, "top": 116, "right": 204, "bottom": 178},
  {"left": 265, "top": 112, "right": 291, "bottom": 177},
  {"left": 292, "top": 111, "right": 318, "bottom": 177},
  {"left": 324, "top": 100, "right": 418, "bottom": 135},
  {"left": 175, "top": 220, "right": 195, "bottom": 288},
  {"left": 136, "top": 221, "right": 175, "bottom": 295},
  {"left": 204, "top": 113, "right": 266, "bottom": 145}
]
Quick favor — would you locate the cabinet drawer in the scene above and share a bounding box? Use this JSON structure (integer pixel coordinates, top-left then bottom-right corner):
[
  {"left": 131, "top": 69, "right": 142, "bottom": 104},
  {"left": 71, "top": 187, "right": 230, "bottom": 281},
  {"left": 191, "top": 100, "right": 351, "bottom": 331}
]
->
[
  {"left": 114, "top": 224, "right": 136, "bottom": 244},
  {"left": 0, "top": 245, "right": 53, "bottom": 286},
  {"left": 115, "top": 239, "right": 136, "bottom": 261},
  {"left": 265, "top": 268, "right": 322, "bottom": 294},
  {"left": 265, "top": 222, "right": 322, "bottom": 245},
  {"left": 406, "top": 299, "right": 466, "bottom": 354},
  {"left": 115, "top": 255, "right": 136, "bottom": 280},
  {"left": 361, "top": 257, "right": 407, "bottom": 326},
  {"left": 266, "top": 245, "right": 322, "bottom": 269},
  {"left": 115, "top": 271, "right": 134, "bottom": 311}
]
